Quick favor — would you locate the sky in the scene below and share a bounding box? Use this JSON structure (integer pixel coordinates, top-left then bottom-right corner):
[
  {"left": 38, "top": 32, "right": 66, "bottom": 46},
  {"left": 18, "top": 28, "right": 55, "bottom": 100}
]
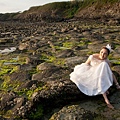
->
[{"left": 0, "top": 0, "right": 69, "bottom": 13}]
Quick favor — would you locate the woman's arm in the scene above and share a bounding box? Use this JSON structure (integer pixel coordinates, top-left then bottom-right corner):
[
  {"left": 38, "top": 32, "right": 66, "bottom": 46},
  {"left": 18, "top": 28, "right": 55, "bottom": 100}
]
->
[{"left": 85, "top": 57, "right": 91, "bottom": 65}]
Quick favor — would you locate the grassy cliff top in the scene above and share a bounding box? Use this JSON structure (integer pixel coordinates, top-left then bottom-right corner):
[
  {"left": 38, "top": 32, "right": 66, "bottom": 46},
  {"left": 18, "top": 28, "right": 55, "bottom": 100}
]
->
[{"left": 0, "top": 0, "right": 119, "bottom": 21}]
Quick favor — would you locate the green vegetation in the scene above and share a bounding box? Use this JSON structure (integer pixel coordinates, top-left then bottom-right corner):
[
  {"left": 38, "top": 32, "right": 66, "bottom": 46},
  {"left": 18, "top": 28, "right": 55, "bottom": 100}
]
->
[
  {"left": 40, "top": 52, "right": 66, "bottom": 66},
  {"left": 80, "top": 0, "right": 119, "bottom": 9},
  {"left": 3, "top": 110, "right": 13, "bottom": 119},
  {"left": 111, "top": 60, "right": 120, "bottom": 65},
  {"left": 28, "top": 0, "right": 118, "bottom": 13},
  {"left": 0, "top": 63, "right": 19, "bottom": 78},
  {"left": 0, "top": 76, "right": 45, "bottom": 99},
  {"left": 0, "top": 0, "right": 119, "bottom": 21},
  {"left": 1, "top": 75, "right": 22, "bottom": 91},
  {"left": 0, "top": 12, "right": 20, "bottom": 21},
  {"left": 28, "top": 104, "right": 44, "bottom": 120},
  {"left": 28, "top": 1, "right": 80, "bottom": 19},
  {"left": 0, "top": 55, "right": 26, "bottom": 77},
  {"left": 63, "top": 41, "right": 75, "bottom": 49}
]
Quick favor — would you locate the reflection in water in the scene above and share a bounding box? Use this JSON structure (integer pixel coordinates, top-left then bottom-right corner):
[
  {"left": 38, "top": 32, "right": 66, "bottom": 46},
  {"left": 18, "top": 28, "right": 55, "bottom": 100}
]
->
[
  {"left": 3, "top": 62, "right": 20, "bottom": 65},
  {"left": 3, "top": 56, "right": 20, "bottom": 65}
]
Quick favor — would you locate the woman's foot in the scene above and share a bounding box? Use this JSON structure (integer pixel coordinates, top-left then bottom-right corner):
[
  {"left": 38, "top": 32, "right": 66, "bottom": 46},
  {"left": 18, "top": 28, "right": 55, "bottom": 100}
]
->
[
  {"left": 107, "top": 104, "right": 114, "bottom": 109},
  {"left": 102, "top": 93, "right": 114, "bottom": 109}
]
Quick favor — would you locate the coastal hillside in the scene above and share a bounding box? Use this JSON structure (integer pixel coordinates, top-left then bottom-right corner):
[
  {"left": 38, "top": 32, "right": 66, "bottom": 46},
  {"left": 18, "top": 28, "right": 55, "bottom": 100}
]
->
[{"left": 0, "top": 0, "right": 120, "bottom": 23}]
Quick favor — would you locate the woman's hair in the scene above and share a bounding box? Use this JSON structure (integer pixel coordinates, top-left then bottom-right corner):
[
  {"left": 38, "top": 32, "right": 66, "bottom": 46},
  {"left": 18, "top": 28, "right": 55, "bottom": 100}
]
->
[{"left": 102, "top": 46, "right": 110, "bottom": 55}]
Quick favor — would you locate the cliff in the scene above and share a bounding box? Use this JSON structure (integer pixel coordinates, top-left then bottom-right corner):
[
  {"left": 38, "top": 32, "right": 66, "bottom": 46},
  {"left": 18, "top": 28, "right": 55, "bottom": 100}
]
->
[{"left": 0, "top": 0, "right": 119, "bottom": 23}]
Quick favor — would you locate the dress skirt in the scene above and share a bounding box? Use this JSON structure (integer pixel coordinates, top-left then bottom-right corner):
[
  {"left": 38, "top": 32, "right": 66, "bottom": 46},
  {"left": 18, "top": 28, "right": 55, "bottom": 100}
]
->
[{"left": 70, "top": 62, "right": 113, "bottom": 96}]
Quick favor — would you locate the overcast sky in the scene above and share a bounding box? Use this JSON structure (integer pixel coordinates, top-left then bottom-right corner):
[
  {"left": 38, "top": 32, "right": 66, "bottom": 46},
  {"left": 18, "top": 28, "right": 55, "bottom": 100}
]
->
[{"left": 0, "top": 0, "right": 69, "bottom": 13}]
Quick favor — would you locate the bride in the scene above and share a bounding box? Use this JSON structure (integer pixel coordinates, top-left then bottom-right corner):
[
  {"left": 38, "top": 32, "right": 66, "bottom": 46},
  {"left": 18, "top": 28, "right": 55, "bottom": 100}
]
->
[{"left": 70, "top": 44, "right": 120, "bottom": 109}]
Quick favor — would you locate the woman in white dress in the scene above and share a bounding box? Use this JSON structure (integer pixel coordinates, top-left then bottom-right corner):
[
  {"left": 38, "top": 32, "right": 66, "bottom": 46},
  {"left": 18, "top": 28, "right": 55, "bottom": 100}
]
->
[{"left": 70, "top": 44, "right": 120, "bottom": 109}]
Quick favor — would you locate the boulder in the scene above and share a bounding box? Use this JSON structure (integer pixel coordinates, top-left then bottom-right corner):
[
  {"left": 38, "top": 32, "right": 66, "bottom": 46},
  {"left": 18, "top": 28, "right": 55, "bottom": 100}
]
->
[
  {"left": 9, "top": 71, "right": 30, "bottom": 82},
  {"left": 50, "top": 105, "right": 99, "bottom": 120},
  {"left": 56, "top": 49, "right": 75, "bottom": 58},
  {"left": 0, "top": 91, "right": 16, "bottom": 111}
]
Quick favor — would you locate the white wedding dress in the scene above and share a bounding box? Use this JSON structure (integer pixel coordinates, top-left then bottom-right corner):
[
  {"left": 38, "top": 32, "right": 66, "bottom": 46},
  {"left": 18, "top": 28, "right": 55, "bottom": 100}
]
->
[{"left": 70, "top": 55, "right": 113, "bottom": 96}]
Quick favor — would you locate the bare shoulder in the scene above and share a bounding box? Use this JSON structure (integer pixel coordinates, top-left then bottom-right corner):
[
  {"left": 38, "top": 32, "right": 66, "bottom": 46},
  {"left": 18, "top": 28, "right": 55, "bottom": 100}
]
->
[{"left": 92, "top": 54, "right": 99, "bottom": 58}]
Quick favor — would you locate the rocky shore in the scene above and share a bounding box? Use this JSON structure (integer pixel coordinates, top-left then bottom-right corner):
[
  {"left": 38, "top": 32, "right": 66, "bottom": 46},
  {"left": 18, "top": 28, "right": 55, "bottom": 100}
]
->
[{"left": 0, "top": 19, "right": 120, "bottom": 120}]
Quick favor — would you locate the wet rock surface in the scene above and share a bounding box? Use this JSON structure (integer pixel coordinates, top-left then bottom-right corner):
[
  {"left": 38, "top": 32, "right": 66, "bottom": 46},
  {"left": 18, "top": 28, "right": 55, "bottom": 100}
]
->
[{"left": 0, "top": 20, "right": 120, "bottom": 120}]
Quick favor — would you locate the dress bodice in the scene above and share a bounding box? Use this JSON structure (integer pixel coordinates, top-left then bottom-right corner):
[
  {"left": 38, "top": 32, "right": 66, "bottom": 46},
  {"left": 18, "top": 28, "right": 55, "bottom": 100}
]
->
[{"left": 89, "top": 55, "right": 105, "bottom": 66}]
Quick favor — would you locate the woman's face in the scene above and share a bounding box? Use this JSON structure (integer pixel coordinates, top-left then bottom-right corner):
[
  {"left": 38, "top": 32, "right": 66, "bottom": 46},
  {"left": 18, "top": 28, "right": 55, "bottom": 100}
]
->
[{"left": 99, "top": 48, "right": 108, "bottom": 60}]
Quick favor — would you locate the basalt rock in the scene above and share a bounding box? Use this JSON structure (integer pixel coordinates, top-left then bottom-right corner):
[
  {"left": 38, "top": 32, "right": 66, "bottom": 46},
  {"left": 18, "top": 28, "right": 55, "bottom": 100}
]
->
[
  {"left": 49, "top": 105, "right": 102, "bottom": 120},
  {"left": 0, "top": 91, "right": 17, "bottom": 111},
  {"left": 9, "top": 71, "right": 31, "bottom": 82}
]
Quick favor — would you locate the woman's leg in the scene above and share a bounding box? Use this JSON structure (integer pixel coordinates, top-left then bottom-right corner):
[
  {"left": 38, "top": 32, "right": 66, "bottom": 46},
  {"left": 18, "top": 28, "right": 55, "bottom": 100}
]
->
[{"left": 102, "top": 93, "right": 114, "bottom": 109}]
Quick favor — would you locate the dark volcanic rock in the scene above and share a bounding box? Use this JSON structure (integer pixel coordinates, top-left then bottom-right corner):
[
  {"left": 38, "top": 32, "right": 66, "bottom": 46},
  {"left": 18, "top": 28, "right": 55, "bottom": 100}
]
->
[
  {"left": 32, "top": 62, "right": 60, "bottom": 81},
  {"left": 31, "top": 79, "right": 85, "bottom": 106},
  {"left": 50, "top": 105, "right": 99, "bottom": 120},
  {"left": 0, "top": 91, "right": 16, "bottom": 111},
  {"left": 56, "top": 49, "right": 75, "bottom": 58},
  {"left": 112, "top": 65, "right": 120, "bottom": 75},
  {"left": 9, "top": 71, "right": 31, "bottom": 82}
]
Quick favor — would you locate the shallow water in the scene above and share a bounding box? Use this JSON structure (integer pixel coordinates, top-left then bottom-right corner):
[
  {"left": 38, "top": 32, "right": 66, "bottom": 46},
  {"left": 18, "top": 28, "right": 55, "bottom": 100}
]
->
[
  {"left": 3, "top": 62, "right": 20, "bottom": 65},
  {"left": 0, "top": 47, "right": 16, "bottom": 54}
]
